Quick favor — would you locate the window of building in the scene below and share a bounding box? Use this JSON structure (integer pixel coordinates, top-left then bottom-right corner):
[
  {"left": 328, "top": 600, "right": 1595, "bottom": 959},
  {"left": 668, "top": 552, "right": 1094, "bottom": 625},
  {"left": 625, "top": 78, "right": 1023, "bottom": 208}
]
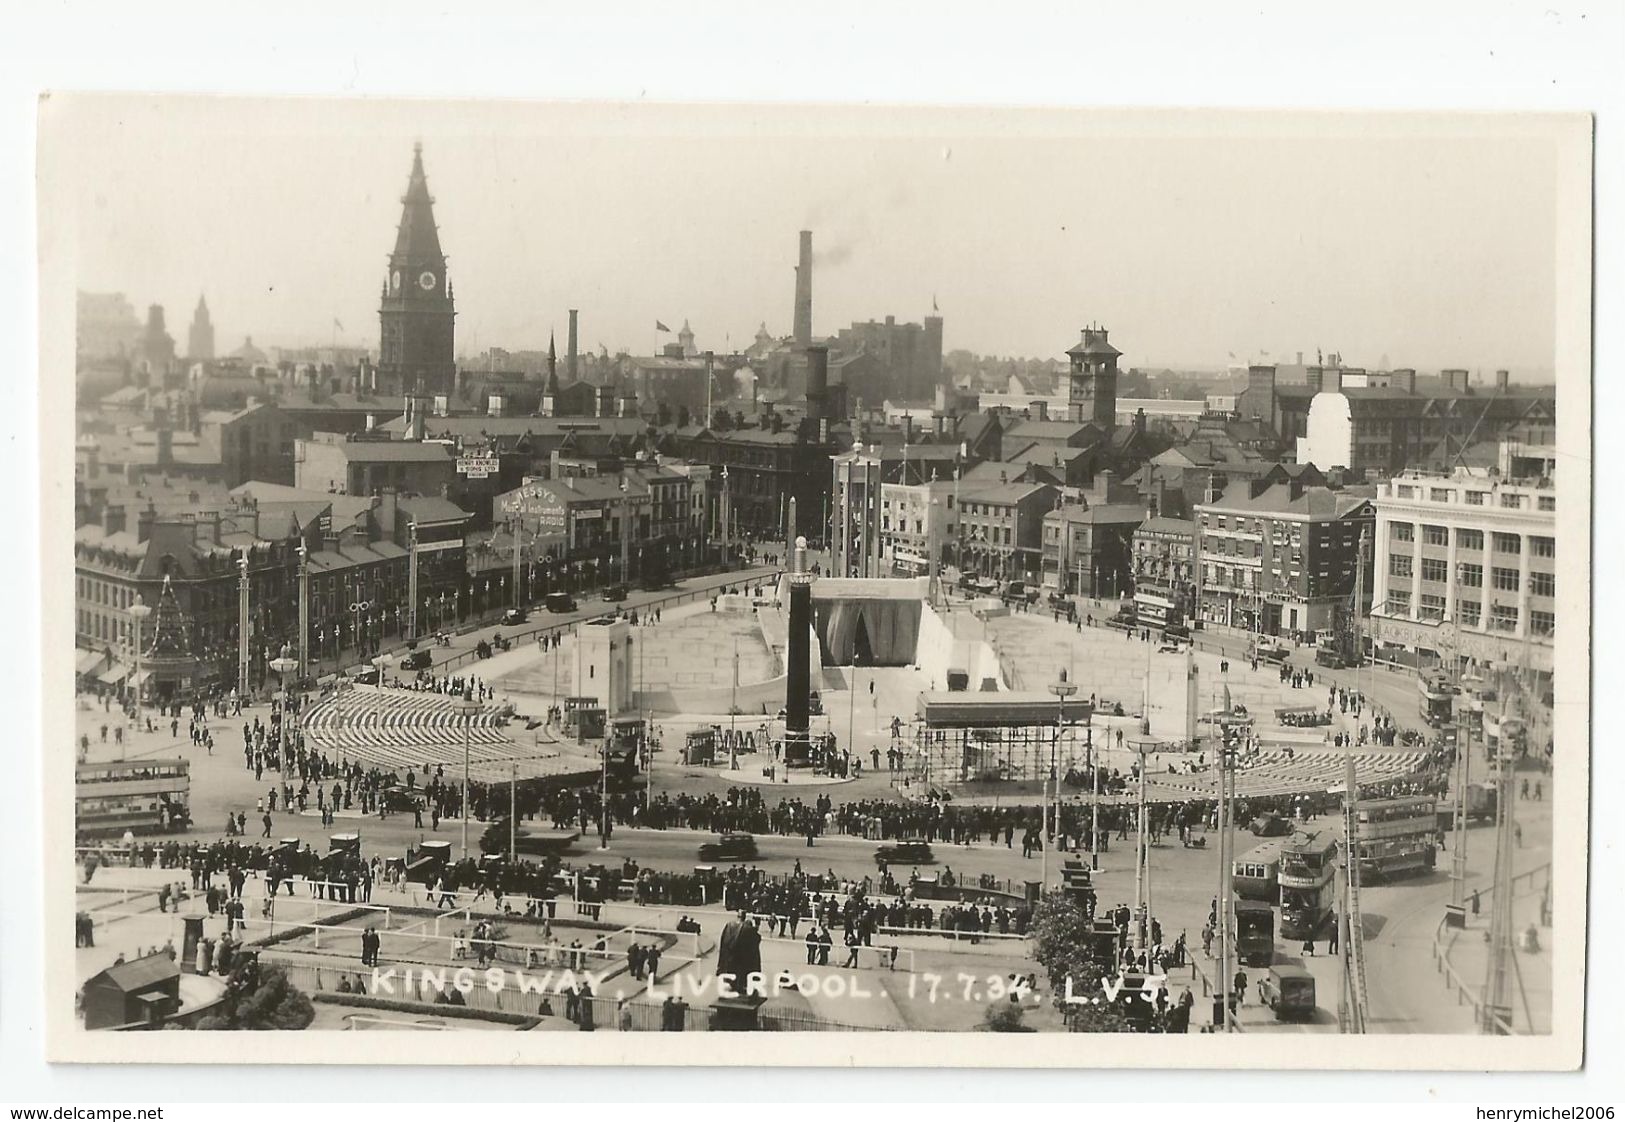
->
[
  {"left": 1500, "top": 492, "right": 1523, "bottom": 509},
  {"left": 1387, "top": 591, "right": 1411, "bottom": 614},
  {"left": 1538, "top": 495, "right": 1555, "bottom": 512},
  {"left": 1492, "top": 567, "right": 1521, "bottom": 592},
  {"left": 1490, "top": 604, "right": 1519, "bottom": 632},
  {"left": 1465, "top": 490, "right": 1486, "bottom": 505},
  {"left": 1530, "top": 571, "right": 1555, "bottom": 599},
  {"left": 1391, "top": 522, "right": 1414, "bottom": 542},
  {"left": 1457, "top": 528, "right": 1484, "bottom": 551},
  {"left": 1530, "top": 610, "right": 1555, "bottom": 637},
  {"left": 1419, "top": 594, "right": 1446, "bottom": 619},
  {"left": 1530, "top": 536, "right": 1555, "bottom": 558},
  {"left": 1493, "top": 532, "right": 1521, "bottom": 555},
  {"left": 1423, "top": 525, "right": 1448, "bottom": 547},
  {"left": 1396, "top": 485, "right": 1414, "bottom": 499},
  {"left": 1421, "top": 557, "right": 1449, "bottom": 583},
  {"left": 1458, "top": 563, "right": 1483, "bottom": 588},
  {"left": 1389, "top": 554, "right": 1413, "bottom": 578},
  {"left": 1459, "top": 601, "right": 1481, "bottom": 627},
  {"left": 1429, "top": 488, "right": 1451, "bottom": 503}
]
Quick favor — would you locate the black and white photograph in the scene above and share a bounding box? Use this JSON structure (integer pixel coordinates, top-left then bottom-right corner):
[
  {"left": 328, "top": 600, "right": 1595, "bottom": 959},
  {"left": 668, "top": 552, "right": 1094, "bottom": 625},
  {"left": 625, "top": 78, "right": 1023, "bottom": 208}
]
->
[{"left": 34, "top": 95, "right": 1591, "bottom": 1072}]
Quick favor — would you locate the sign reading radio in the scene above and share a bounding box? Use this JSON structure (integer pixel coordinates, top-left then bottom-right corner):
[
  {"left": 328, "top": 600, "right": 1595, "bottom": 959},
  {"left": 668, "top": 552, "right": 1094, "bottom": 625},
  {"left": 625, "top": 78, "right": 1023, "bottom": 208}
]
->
[{"left": 501, "top": 484, "right": 568, "bottom": 534}]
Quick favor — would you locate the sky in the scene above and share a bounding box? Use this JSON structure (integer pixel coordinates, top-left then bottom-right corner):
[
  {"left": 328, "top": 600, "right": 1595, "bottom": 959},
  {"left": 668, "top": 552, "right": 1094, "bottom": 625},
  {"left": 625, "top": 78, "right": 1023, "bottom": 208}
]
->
[{"left": 48, "top": 96, "right": 1567, "bottom": 376}]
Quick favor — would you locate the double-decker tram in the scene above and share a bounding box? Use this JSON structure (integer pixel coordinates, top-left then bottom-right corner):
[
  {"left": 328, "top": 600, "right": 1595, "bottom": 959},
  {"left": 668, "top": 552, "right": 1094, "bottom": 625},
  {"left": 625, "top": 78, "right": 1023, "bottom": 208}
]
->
[
  {"left": 1418, "top": 673, "right": 1455, "bottom": 728},
  {"left": 75, "top": 758, "right": 191, "bottom": 836},
  {"left": 1353, "top": 795, "right": 1438, "bottom": 881},
  {"left": 1277, "top": 826, "right": 1338, "bottom": 940}
]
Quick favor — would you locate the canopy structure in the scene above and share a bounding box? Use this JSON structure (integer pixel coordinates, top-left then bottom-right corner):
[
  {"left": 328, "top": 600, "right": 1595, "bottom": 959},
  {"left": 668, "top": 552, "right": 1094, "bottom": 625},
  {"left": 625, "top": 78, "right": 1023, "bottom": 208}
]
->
[{"left": 908, "top": 691, "right": 1096, "bottom": 797}]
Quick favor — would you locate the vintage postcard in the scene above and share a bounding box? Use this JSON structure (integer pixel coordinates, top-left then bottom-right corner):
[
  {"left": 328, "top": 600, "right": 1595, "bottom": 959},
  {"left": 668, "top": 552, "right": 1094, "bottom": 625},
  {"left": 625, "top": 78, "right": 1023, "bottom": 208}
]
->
[{"left": 38, "top": 95, "right": 1592, "bottom": 1067}]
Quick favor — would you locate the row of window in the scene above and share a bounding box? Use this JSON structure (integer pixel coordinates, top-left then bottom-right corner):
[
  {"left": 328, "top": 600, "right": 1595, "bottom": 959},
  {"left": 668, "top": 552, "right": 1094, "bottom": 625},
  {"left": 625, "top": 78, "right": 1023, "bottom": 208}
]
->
[
  {"left": 1390, "top": 524, "right": 1555, "bottom": 557},
  {"left": 1384, "top": 594, "right": 1555, "bottom": 636},
  {"left": 1388, "top": 554, "right": 1556, "bottom": 597},
  {"left": 1394, "top": 485, "right": 1555, "bottom": 512}
]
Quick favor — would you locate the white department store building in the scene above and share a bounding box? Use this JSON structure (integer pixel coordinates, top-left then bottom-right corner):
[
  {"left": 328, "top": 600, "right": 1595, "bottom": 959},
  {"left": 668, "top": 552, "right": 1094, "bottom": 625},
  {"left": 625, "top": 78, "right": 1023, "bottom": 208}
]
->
[{"left": 1367, "top": 443, "right": 1556, "bottom": 681}]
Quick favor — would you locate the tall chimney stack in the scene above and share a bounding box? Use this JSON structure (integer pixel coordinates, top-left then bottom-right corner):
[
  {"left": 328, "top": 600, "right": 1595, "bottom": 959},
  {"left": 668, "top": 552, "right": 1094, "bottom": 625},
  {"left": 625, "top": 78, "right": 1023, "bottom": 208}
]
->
[
  {"left": 805, "top": 344, "right": 829, "bottom": 421},
  {"left": 567, "top": 309, "right": 579, "bottom": 382},
  {"left": 793, "top": 230, "right": 813, "bottom": 349}
]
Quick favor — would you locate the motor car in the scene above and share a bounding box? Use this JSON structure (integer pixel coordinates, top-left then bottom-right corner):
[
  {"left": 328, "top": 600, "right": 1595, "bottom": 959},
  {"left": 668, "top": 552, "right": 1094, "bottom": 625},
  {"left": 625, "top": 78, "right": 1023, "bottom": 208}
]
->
[
  {"left": 1250, "top": 812, "right": 1294, "bottom": 837},
  {"left": 545, "top": 592, "right": 578, "bottom": 613},
  {"left": 602, "top": 584, "right": 629, "bottom": 602},
  {"left": 1260, "top": 964, "right": 1318, "bottom": 1021},
  {"left": 382, "top": 785, "right": 425, "bottom": 813},
  {"left": 875, "top": 839, "right": 935, "bottom": 866},
  {"left": 352, "top": 668, "right": 380, "bottom": 686},
  {"left": 401, "top": 649, "right": 433, "bottom": 671},
  {"left": 502, "top": 608, "right": 528, "bottom": 625},
  {"left": 1257, "top": 643, "right": 1290, "bottom": 664},
  {"left": 697, "top": 833, "right": 760, "bottom": 862}
]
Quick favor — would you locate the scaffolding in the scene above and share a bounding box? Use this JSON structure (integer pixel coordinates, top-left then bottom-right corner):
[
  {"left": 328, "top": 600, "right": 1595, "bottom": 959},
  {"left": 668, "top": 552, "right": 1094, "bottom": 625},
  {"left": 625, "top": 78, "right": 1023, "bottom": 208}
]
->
[{"left": 905, "top": 692, "right": 1092, "bottom": 797}]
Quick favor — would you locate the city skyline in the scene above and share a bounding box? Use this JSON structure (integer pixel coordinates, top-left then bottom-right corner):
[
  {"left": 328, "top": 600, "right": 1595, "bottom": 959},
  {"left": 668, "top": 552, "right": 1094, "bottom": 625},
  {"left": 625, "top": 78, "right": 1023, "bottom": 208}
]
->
[{"left": 60, "top": 97, "right": 1559, "bottom": 378}]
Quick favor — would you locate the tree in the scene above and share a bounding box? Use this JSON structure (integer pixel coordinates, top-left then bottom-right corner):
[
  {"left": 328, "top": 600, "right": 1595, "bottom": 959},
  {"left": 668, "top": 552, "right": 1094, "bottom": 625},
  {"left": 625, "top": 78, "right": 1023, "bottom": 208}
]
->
[
  {"left": 1029, "top": 891, "right": 1131, "bottom": 1032},
  {"left": 195, "top": 962, "right": 314, "bottom": 1031},
  {"left": 980, "top": 1002, "right": 1034, "bottom": 1032}
]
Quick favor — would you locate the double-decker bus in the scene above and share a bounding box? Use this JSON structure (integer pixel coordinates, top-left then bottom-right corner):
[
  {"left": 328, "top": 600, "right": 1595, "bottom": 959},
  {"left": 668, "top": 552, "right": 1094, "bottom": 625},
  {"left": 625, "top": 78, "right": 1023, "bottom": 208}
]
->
[
  {"left": 75, "top": 758, "right": 191, "bottom": 836},
  {"left": 1277, "top": 827, "right": 1339, "bottom": 940},
  {"left": 1352, "top": 795, "right": 1438, "bottom": 881},
  {"left": 1232, "top": 838, "right": 1283, "bottom": 904},
  {"left": 1418, "top": 673, "right": 1454, "bottom": 728}
]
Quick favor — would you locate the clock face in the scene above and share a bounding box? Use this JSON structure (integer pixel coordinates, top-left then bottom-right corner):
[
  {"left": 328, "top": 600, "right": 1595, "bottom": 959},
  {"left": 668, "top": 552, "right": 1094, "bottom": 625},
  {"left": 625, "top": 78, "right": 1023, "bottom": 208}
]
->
[
  {"left": 391, "top": 270, "right": 401, "bottom": 292},
  {"left": 419, "top": 270, "right": 437, "bottom": 291}
]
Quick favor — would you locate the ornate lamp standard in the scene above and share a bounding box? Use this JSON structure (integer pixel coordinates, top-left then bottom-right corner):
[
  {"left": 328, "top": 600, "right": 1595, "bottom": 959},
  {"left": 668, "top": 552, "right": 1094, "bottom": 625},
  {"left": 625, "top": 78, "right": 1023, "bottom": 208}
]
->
[
  {"left": 128, "top": 596, "right": 152, "bottom": 750},
  {"left": 348, "top": 598, "right": 370, "bottom": 672},
  {"left": 1046, "top": 669, "right": 1078, "bottom": 892},
  {"left": 270, "top": 646, "right": 300, "bottom": 770}
]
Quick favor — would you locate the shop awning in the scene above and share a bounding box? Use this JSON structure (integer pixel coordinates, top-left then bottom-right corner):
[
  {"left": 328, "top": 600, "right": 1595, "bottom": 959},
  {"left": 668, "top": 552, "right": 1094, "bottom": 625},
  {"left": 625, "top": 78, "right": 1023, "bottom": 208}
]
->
[
  {"left": 75, "top": 650, "right": 105, "bottom": 675},
  {"left": 96, "top": 662, "right": 128, "bottom": 685}
]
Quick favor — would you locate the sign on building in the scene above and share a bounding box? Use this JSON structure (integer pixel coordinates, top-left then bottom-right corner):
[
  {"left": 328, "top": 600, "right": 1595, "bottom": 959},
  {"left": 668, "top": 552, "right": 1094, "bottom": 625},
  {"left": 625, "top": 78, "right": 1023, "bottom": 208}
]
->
[{"left": 457, "top": 456, "right": 500, "bottom": 479}]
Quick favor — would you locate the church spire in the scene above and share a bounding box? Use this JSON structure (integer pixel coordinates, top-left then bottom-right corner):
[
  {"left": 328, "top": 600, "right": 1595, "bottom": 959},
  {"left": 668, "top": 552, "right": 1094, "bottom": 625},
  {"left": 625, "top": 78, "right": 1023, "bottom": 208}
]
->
[{"left": 545, "top": 332, "right": 560, "bottom": 393}]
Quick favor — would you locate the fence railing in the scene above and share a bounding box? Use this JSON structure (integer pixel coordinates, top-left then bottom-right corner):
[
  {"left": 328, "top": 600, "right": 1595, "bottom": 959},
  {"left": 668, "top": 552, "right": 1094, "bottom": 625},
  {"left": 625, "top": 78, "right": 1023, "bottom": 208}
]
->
[{"left": 1430, "top": 861, "right": 1551, "bottom": 1034}]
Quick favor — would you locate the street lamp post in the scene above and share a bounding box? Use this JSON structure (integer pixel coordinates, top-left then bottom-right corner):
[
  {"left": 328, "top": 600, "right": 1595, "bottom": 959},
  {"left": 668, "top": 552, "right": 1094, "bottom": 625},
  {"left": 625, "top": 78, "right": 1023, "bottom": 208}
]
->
[
  {"left": 270, "top": 648, "right": 299, "bottom": 772},
  {"left": 1088, "top": 719, "right": 1100, "bottom": 870},
  {"left": 1046, "top": 669, "right": 1078, "bottom": 894},
  {"left": 454, "top": 692, "right": 480, "bottom": 859},
  {"left": 1133, "top": 737, "right": 1149, "bottom": 952},
  {"left": 128, "top": 596, "right": 152, "bottom": 748},
  {"left": 372, "top": 652, "right": 392, "bottom": 733},
  {"left": 236, "top": 555, "right": 251, "bottom": 701}
]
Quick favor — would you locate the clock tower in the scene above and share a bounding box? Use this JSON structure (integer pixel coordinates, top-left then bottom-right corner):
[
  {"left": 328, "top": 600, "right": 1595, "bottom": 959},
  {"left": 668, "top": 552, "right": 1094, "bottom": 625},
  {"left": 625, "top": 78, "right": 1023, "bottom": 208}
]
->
[{"left": 377, "top": 142, "right": 456, "bottom": 401}]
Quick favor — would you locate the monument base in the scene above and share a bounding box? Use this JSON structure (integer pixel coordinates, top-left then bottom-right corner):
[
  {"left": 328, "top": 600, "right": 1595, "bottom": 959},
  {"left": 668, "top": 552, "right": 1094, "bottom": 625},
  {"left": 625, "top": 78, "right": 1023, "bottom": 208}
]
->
[{"left": 711, "top": 994, "right": 767, "bottom": 1032}]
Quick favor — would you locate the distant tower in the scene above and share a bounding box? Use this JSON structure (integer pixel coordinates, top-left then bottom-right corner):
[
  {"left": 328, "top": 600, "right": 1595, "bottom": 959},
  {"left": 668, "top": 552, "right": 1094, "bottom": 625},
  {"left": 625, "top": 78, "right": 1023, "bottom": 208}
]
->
[
  {"left": 678, "top": 319, "right": 696, "bottom": 358},
  {"left": 377, "top": 143, "right": 456, "bottom": 400},
  {"left": 187, "top": 295, "right": 215, "bottom": 360},
  {"left": 793, "top": 230, "right": 813, "bottom": 349},
  {"left": 1066, "top": 324, "right": 1122, "bottom": 427},
  {"left": 542, "top": 332, "right": 559, "bottom": 417},
  {"left": 140, "top": 304, "right": 176, "bottom": 382},
  {"left": 922, "top": 312, "right": 944, "bottom": 393}
]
